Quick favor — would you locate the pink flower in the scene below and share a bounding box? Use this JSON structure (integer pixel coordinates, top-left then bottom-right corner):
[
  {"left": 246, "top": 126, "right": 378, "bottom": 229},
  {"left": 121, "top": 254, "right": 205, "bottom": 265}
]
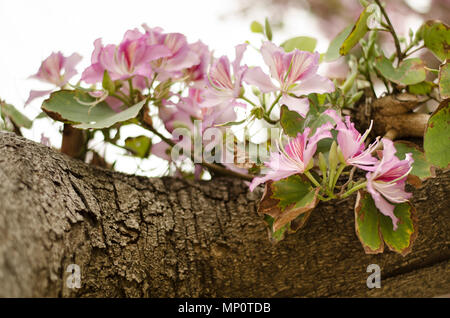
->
[
  {"left": 143, "top": 25, "right": 201, "bottom": 81},
  {"left": 40, "top": 133, "right": 51, "bottom": 147},
  {"left": 249, "top": 122, "right": 333, "bottom": 191},
  {"left": 81, "top": 28, "right": 171, "bottom": 84},
  {"left": 184, "top": 41, "right": 210, "bottom": 87},
  {"left": 25, "top": 52, "right": 82, "bottom": 105},
  {"left": 244, "top": 41, "right": 334, "bottom": 117},
  {"left": 200, "top": 44, "right": 248, "bottom": 109},
  {"left": 159, "top": 89, "right": 200, "bottom": 133},
  {"left": 151, "top": 141, "right": 171, "bottom": 161},
  {"left": 366, "top": 138, "right": 414, "bottom": 230},
  {"left": 324, "top": 109, "right": 379, "bottom": 171},
  {"left": 160, "top": 88, "right": 237, "bottom": 134}
]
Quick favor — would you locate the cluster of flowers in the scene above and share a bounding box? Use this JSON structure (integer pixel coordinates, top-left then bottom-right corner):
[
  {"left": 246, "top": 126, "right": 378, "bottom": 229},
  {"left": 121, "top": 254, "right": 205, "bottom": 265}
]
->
[
  {"left": 250, "top": 109, "right": 413, "bottom": 230},
  {"left": 27, "top": 25, "right": 333, "bottom": 130},
  {"left": 27, "top": 24, "right": 413, "bottom": 230}
]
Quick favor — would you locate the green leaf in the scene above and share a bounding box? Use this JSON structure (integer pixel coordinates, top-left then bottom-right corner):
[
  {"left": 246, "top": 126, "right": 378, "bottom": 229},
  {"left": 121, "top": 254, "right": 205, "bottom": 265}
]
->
[
  {"left": 325, "top": 24, "right": 353, "bottom": 61},
  {"left": 339, "top": 7, "right": 371, "bottom": 55},
  {"left": 316, "top": 137, "right": 335, "bottom": 157},
  {"left": 35, "top": 112, "right": 49, "bottom": 119},
  {"left": 41, "top": 90, "right": 146, "bottom": 130},
  {"left": 0, "top": 103, "right": 32, "bottom": 128},
  {"left": 250, "top": 21, "right": 264, "bottom": 34},
  {"left": 439, "top": 60, "right": 450, "bottom": 99},
  {"left": 264, "top": 17, "right": 272, "bottom": 41},
  {"left": 257, "top": 176, "right": 319, "bottom": 234},
  {"left": 75, "top": 100, "right": 146, "bottom": 129},
  {"left": 355, "top": 191, "right": 384, "bottom": 254},
  {"left": 394, "top": 141, "right": 434, "bottom": 180},
  {"left": 418, "top": 20, "right": 450, "bottom": 62},
  {"left": 375, "top": 56, "right": 426, "bottom": 85},
  {"left": 280, "top": 105, "right": 304, "bottom": 137},
  {"left": 424, "top": 99, "right": 450, "bottom": 169},
  {"left": 307, "top": 112, "right": 336, "bottom": 134},
  {"left": 281, "top": 36, "right": 317, "bottom": 53},
  {"left": 407, "top": 81, "right": 434, "bottom": 95},
  {"left": 355, "top": 191, "right": 418, "bottom": 256},
  {"left": 270, "top": 175, "right": 319, "bottom": 232},
  {"left": 42, "top": 90, "right": 117, "bottom": 123},
  {"left": 379, "top": 202, "right": 418, "bottom": 256},
  {"left": 271, "top": 175, "right": 314, "bottom": 210},
  {"left": 125, "top": 135, "right": 152, "bottom": 158}
]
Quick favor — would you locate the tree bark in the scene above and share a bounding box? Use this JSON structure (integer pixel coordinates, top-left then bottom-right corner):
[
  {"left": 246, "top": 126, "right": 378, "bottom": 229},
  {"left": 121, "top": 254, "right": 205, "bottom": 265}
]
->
[{"left": 0, "top": 131, "right": 448, "bottom": 297}]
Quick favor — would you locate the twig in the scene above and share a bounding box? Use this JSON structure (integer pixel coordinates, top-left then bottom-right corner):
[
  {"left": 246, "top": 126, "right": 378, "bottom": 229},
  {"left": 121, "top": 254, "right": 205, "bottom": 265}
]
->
[
  {"left": 338, "top": 166, "right": 356, "bottom": 196},
  {"left": 375, "top": 0, "right": 403, "bottom": 65},
  {"left": 404, "top": 45, "right": 425, "bottom": 58}
]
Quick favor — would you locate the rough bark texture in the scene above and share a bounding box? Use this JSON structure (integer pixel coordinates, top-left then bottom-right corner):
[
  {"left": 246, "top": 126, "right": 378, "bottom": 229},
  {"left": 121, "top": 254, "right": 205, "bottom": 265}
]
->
[{"left": 0, "top": 131, "right": 449, "bottom": 298}]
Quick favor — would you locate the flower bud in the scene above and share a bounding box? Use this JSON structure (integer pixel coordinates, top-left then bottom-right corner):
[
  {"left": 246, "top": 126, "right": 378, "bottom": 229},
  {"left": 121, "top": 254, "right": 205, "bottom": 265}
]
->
[
  {"left": 252, "top": 86, "right": 261, "bottom": 97},
  {"left": 348, "top": 91, "right": 364, "bottom": 105},
  {"left": 305, "top": 158, "right": 314, "bottom": 171},
  {"left": 102, "top": 70, "right": 116, "bottom": 95},
  {"left": 337, "top": 146, "right": 347, "bottom": 165},
  {"left": 328, "top": 140, "right": 338, "bottom": 172},
  {"left": 318, "top": 152, "right": 327, "bottom": 175}
]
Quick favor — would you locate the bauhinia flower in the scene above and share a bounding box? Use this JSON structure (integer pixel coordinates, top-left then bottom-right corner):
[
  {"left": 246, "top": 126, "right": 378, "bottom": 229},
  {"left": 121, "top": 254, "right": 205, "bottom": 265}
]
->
[
  {"left": 249, "top": 122, "right": 333, "bottom": 191},
  {"left": 143, "top": 25, "right": 201, "bottom": 81},
  {"left": 159, "top": 88, "right": 238, "bottom": 134},
  {"left": 324, "top": 109, "right": 379, "bottom": 171},
  {"left": 244, "top": 41, "right": 334, "bottom": 117},
  {"left": 25, "top": 52, "right": 82, "bottom": 105},
  {"left": 81, "top": 28, "right": 172, "bottom": 84},
  {"left": 200, "top": 44, "right": 248, "bottom": 109},
  {"left": 184, "top": 41, "right": 210, "bottom": 88},
  {"left": 159, "top": 88, "right": 202, "bottom": 133},
  {"left": 366, "top": 138, "right": 414, "bottom": 230}
]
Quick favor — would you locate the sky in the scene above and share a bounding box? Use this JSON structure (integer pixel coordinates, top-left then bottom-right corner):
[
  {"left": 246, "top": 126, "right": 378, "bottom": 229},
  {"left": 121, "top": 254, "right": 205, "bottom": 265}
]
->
[{"left": 0, "top": 0, "right": 351, "bottom": 176}]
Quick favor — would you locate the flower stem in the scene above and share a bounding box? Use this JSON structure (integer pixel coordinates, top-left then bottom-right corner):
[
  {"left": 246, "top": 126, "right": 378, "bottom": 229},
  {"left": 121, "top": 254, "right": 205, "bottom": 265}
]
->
[
  {"left": 332, "top": 164, "right": 346, "bottom": 191},
  {"left": 241, "top": 96, "right": 258, "bottom": 107},
  {"left": 128, "top": 78, "right": 134, "bottom": 102},
  {"left": 404, "top": 45, "right": 425, "bottom": 57},
  {"left": 110, "top": 93, "right": 131, "bottom": 106},
  {"left": 317, "top": 194, "right": 333, "bottom": 202},
  {"left": 304, "top": 171, "right": 321, "bottom": 188},
  {"left": 340, "top": 181, "right": 367, "bottom": 198},
  {"left": 267, "top": 93, "right": 282, "bottom": 115}
]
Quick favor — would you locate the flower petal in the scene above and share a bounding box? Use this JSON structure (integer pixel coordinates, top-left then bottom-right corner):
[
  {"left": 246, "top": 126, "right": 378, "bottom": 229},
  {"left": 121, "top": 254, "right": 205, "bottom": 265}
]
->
[
  {"left": 280, "top": 94, "right": 309, "bottom": 117},
  {"left": 291, "top": 74, "right": 335, "bottom": 96},
  {"left": 249, "top": 169, "right": 296, "bottom": 192},
  {"left": 25, "top": 90, "right": 53, "bottom": 106},
  {"left": 152, "top": 141, "right": 171, "bottom": 161},
  {"left": 232, "top": 43, "right": 248, "bottom": 76},
  {"left": 366, "top": 177, "right": 399, "bottom": 230},
  {"left": 244, "top": 67, "right": 278, "bottom": 93},
  {"left": 62, "top": 53, "right": 82, "bottom": 83},
  {"left": 260, "top": 41, "right": 285, "bottom": 83}
]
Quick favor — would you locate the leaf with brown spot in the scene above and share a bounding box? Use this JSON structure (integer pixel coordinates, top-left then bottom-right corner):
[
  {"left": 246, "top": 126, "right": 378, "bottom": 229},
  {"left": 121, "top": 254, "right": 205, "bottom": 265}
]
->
[
  {"left": 289, "top": 209, "right": 314, "bottom": 233},
  {"left": 257, "top": 175, "right": 319, "bottom": 234},
  {"left": 354, "top": 191, "right": 419, "bottom": 256},
  {"left": 272, "top": 187, "right": 319, "bottom": 232}
]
